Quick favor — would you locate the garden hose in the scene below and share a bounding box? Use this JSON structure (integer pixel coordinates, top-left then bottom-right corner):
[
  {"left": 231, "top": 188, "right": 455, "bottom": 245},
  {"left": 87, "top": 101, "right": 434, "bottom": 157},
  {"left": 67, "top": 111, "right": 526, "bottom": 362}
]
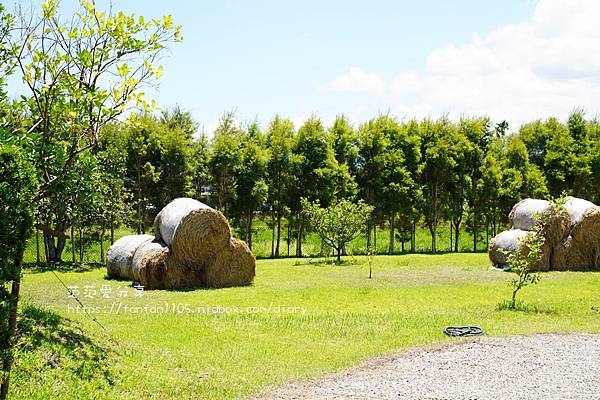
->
[{"left": 443, "top": 326, "right": 483, "bottom": 337}]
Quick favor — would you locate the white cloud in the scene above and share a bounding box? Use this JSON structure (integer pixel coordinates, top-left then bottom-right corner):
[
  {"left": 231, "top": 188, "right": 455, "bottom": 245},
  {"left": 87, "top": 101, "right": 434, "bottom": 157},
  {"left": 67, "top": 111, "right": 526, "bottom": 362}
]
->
[
  {"left": 324, "top": 0, "right": 600, "bottom": 128},
  {"left": 321, "top": 66, "right": 386, "bottom": 96}
]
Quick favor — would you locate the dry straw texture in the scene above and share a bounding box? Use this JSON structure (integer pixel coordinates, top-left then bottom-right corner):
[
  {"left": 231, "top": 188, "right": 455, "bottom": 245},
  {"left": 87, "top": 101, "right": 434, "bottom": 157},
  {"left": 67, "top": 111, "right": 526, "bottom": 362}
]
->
[
  {"left": 553, "top": 207, "right": 600, "bottom": 270},
  {"left": 202, "top": 238, "right": 256, "bottom": 288},
  {"left": 137, "top": 246, "right": 204, "bottom": 290},
  {"left": 154, "top": 197, "right": 231, "bottom": 263},
  {"left": 536, "top": 209, "right": 571, "bottom": 271},
  {"left": 131, "top": 238, "right": 167, "bottom": 281},
  {"left": 106, "top": 234, "right": 154, "bottom": 280}
]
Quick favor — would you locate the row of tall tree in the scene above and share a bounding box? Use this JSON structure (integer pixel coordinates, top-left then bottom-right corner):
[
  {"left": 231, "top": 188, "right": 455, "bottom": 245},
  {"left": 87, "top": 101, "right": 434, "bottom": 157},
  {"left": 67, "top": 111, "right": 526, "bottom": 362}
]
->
[{"left": 103, "top": 109, "right": 600, "bottom": 257}]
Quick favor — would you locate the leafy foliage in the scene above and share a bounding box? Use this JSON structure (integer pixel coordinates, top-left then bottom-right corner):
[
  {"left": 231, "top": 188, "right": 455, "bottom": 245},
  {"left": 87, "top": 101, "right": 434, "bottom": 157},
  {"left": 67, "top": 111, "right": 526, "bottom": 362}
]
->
[
  {"left": 504, "top": 196, "right": 567, "bottom": 308},
  {"left": 302, "top": 198, "right": 374, "bottom": 262}
]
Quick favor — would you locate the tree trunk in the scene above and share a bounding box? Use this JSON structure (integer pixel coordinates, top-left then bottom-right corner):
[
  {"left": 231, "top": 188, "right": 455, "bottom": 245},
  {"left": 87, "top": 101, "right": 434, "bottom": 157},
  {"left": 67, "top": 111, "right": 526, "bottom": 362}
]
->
[
  {"left": 388, "top": 214, "right": 395, "bottom": 255},
  {"left": 454, "top": 222, "right": 460, "bottom": 253},
  {"left": 71, "top": 226, "right": 75, "bottom": 263},
  {"left": 110, "top": 219, "right": 115, "bottom": 245},
  {"left": 56, "top": 234, "right": 67, "bottom": 261},
  {"left": 270, "top": 211, "right": 275, "bottom": 258},
  {"left": 100, "top": 226, "right": 105, "bottom": 264},
  {"left": 431, "top": 224, "right": 437, "bottom": 254},
  {"left": 449, "top": 221, "right": 453, "bottom": 252},
  {"left": 373, "top": 224, "right": 377, "bottom": 252},
  {"left": 44, "top": 233, "right": 57, "bottom": 262},
  {"left": 246, "top": 213, "right": 253, "bottom": 250},
  {"left": 43, "top": 232, "right": 49, "bottom": 263},
  {"left": 473, "top": 213, "right": 478, "bottom": 252},
  {"left": 401, "top": 232, "right": 405, "bottom": 253},
  {"left": 287, "top": 218, "right": 290, "bottom": 257},
  {"left": 410, "top": 220, "right": 416, "bottom": 253},
  {"left": 336, "top": 247, "right": 341, "bottom": 263},
  {"left": 275, "top": 214, "right": 281, "bottom": 257},
  {"left": 295, "top": 217, "right": 303, "bottom": 257},
  {"left": 0, "top": 249, "right": 24, "bottom": 399},
  {"left": 79, "top": 229, "right": 83, "bottom": 263},
  {"left": 35, "top": 230, "right": 40, "bottom": 264}
]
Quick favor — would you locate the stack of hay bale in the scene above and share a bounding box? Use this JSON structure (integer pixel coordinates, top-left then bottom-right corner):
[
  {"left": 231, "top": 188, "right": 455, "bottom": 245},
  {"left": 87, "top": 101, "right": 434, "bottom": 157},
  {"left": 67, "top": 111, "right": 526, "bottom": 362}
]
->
[
  {"left": 489, "top": 196, "right": 600, "bottom": 271},
  {"left": 106, "top": 198, "right": 255, "bottom": 289}
]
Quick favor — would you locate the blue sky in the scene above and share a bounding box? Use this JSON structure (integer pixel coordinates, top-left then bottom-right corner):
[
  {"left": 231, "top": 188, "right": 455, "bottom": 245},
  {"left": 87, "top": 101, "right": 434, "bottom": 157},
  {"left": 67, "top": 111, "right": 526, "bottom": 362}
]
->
[
  {"left": 109, "top": 0, "right": 543, "bottom": 132},
  {"left": 12, "top": 0, "right": 600, "bottom": 133}
]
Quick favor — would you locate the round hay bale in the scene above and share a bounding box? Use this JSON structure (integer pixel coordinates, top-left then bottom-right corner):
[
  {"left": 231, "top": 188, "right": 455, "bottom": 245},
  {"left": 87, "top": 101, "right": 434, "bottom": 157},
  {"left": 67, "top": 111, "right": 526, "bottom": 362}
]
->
[
  {"left": 488, "top": 229, "right": 529, "bottom": 266},
  {"left": 137, "top": 246, "right": 204, "bottom": 290},
  {"left": 131, "top": 238, "right": 168, "bottom": 281},
  {"left": 537, "top": 208, "right": 572, "bottom": 271},
  {"left": 568, "top": 207, "right": 600, "bottom": 270},
  {"left": 153, "top": 198, "right": 231, "bottom": 262},
  {"left": 202, "top": 238, "right": 255, "bottom": 288},
  {"left": 563, "top": 196, "right": 598, "bottom": 225},
  {"left": 106, "top": 234, "right": 154, "bottom": 280},
  {"left": 508, "top": 199, "right": 550, "bottom": 230}
]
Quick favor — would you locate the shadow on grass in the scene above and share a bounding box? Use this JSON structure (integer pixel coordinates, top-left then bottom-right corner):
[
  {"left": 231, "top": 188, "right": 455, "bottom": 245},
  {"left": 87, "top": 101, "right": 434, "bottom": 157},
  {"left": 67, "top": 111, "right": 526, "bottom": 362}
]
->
[
  {"left": 496, "top": 299, "right": 557, "bottom": 315},
  {"left": 24, "top": 261, "right": 106, "bottom": 274},
  {"left": 292, "top": 258, "right": 359, "bottom": 267},
  {"left": 16, "top": 303, "right": 114, "bottom": 383}
]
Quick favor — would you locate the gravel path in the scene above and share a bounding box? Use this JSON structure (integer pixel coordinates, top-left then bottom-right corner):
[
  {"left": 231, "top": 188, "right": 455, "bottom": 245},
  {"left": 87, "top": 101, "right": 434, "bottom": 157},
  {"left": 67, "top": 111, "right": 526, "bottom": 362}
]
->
[{"left": 256, "top": 334, "right": 600, "bottom": 400}]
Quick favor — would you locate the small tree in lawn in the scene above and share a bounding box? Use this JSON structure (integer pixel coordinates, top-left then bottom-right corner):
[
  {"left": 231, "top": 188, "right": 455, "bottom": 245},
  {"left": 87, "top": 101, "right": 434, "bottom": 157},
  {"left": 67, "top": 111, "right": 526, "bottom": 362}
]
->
[
  {"left": 504, "top": 230, "right": 543, "bottom": 309},
  {"left": 302, "top": 198, "right": 373, "bottom": 263},
  {"left": 504, "top": 196, "right": 567, "bottom": 309}
]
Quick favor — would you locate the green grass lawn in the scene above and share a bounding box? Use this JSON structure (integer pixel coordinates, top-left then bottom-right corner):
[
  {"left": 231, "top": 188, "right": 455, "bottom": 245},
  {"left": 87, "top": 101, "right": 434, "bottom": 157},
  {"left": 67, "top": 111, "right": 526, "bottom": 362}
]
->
[{"left": 13, "top": 253, "right": 600, "bottom": 399}]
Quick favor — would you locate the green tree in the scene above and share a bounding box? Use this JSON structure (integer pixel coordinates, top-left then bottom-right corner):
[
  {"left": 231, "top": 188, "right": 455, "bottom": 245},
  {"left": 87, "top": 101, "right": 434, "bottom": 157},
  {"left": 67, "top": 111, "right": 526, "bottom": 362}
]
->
[
  {"left": 191, "top": 132, "right": 211, "bottom": 203},
  {"left": 0, "top": 145, "right": 37, "bottom": 399},
  {"left": 478, "top": 150, "right": 503, "bottom": 237},
  {"left": 9, "top": 0, "right": 181, "bottom": 260},
  {"left": 209, "top": 112, "right": 243, "bottom": 215},
  {"left": 232, "top": 123, "right": 269, "bottom": 249},
  {"left": 291, "top": 117, "right": 337, "bottom": 256},
  {"left": 265, "top": 116, "right": 295, "bottom": 257},
  {"left": 122, "top": 115, "right": 162, "bottom": 233},
  {"left": 356, "top": 117, "right": 389, "bottom": 250},
  {"left": 419, "top": 118, "right": 456, "bottom": 253},
  {"left": 328, "top": 115, "right": 358, "bottom": 200},
  {"left": 302, "top": 198, "right": 373, "bottom": 263}
]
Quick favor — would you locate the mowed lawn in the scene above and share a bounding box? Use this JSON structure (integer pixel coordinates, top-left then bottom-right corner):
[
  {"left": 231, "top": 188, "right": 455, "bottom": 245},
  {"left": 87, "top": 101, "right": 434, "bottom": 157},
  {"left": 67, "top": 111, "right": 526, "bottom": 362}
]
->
[{"left": 13, "top": 254, "right": 600, "bottom": 399}]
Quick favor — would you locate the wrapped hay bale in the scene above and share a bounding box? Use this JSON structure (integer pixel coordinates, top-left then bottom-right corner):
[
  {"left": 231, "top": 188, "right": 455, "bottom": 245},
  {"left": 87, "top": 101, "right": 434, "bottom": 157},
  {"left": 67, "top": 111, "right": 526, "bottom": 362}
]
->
[
  {"left": 202, "top": 238, "right": 255, "bottom": 288},
  {"left": 137, "top": 245, "right": 204, "bottom": 290},
  {"left": 536, "top": 207, "right": 572, "bottom": 271},
  {"left": 508, "top": 198, "right": 551, "bottom": 230},
  {"left": 131, "top": 238, "right": 168, "bottom": 281},
  {"left": 563, "top": 196, "right": 598, "bottom": 224},
  {"left": 106, "top": 234, "right": 154, "bottom": 280},
  {"left": 154, "top": 197, "right": 231, "bottom": 263},
  {"left": 553, "top": 207, "right": 600, "bottom": 270},
  {"left": 488, "top": 229, "right": 529, "bottom": 266}
]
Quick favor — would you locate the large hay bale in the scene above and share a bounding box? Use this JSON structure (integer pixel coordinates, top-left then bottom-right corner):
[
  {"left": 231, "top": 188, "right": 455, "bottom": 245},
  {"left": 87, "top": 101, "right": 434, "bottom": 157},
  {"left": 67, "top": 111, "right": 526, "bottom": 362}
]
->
[
  {"left": 488, "top": 229, "right": 529, "bottom": 266},
  {"left": 131, "top": 238, "right": 168, "bottom": 281},
  {"left": 537, "top": 208, "right": 572, "bottom": 271},
  {"left": 137, "top": 245, "right": 204, "bottom": 290},
  {"left": 553, "top": 207, "right": 600, "bottom": 270},
  {"left": 508, "top": 198, "right": 551, "bottom": 230},
  {"left": 202, "top": 238, "right": 255, "bottom": 288},
  {"left": 563, "top": 196, "right": 598, "bottom": 224},
  {"left": 106, "top": 234, "right": 154, "bottom": 280},
  {"left": 154, "top": 197, "right": 231, "bottom": 263}
]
